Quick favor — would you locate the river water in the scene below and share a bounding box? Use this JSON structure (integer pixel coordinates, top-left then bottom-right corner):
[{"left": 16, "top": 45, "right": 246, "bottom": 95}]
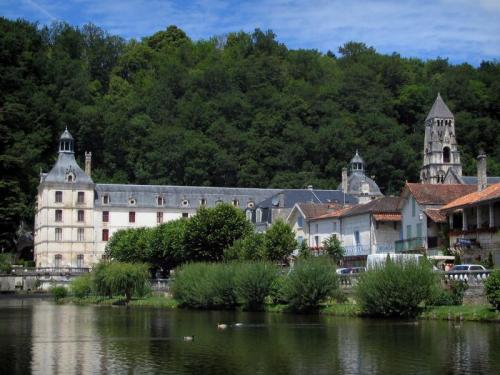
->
[{"left": 0, "top": 297, "right": 498, "bottom": 374}]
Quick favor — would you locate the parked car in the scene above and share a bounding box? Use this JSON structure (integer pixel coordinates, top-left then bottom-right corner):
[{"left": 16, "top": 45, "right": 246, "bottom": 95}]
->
[
  {"left": 336, "top": 268, "right": 352, "bottom": 275},
  {"left": 449, "top": 264, "right": 486, "bottom": 272},
  {"left": 336, "top": 267, "right": 366, "bottom": 275}
]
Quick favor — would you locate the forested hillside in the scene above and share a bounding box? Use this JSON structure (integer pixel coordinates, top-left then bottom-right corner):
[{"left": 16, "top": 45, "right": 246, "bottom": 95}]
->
[{"left": 1, "top": 17, "right": 500, "bottom": 249}]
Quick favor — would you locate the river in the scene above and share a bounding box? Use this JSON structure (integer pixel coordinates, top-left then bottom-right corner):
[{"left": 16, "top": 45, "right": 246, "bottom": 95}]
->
[{"left": 0, "top": 297, "right": 498, "bottom": 374}]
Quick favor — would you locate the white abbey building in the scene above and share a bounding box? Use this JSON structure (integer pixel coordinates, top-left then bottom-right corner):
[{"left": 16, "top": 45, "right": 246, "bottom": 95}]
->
[{"left": 34, "top": 129, "right": 356, "bottom": 268}]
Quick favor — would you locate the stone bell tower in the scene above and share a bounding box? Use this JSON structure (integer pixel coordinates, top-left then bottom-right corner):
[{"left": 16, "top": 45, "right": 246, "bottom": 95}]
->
[{"left": 420, "top": 93, "right": 462, "bottom": 184}]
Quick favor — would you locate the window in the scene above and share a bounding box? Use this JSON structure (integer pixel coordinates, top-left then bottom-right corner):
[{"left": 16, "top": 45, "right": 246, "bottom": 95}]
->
[
  {"left": 55, "top": 209, "right": 62, "bottom": 222},
  {"left": 102, "top": 229, "right": 109, "bottom": 241},
  {"left": 297, "top": 216, "right": 304, "bottom": 228},
  {"left": 76, "top": 254, "right": 84, "bottom": 268},
  {"left": 232, "top": 199, "right": 239, "bottom": 207},
  {"left": 315, "top": 223, "right": 319, "bottom": 233},
  {"left": 129, "top": 212, "right": 135, "bottom": 223},
  {"left": 128, "top": 197, "right": 136, "bottom": 206},
  {"left": 77, "top": 192, "right": 85, "bottom": 204},
  {"left": 416, "top": 223, "right": 422, "bottom": 239},
  {"left": 102, "top": 195, "right": 110, "bottom": 205},
  {"left": 54, "top": 254, "right": 62, "bottom": 268},
  {"left": 182, "top": 212, "right": 189, "bottom": 218},
  {"left": 102, "top": 211, "right": 109, "bottom": 222},
  {"left": 411, "top": 197, "right": 416, "bottom": 217},
  {"left": 77, "top": 228, "right": 84, "bottom": 241},
  {"left": 157, "top": 196, "right": 164, "bottom": 206},
  {"left": 354, "top": 230, "right": 360, "bottom": 246},
  {"left": 247, "top": 201, "right": 255, "bottom": 209},
  {"left": 181, "top": 199, "right": 189, "bottom": 207},
  {"left": 407, "top": 225, "right": 412, "bottom": 239},
  {"left": 67, "top": 174, "right": 74, "bottom": 182},
  {"left": 333, "top": 222, "right": 337, "bottom": 232},
  {"left": 256, "top": 209, "right": 262, "bottom": 223},
  {"left": 246, "top": 210, "right": 253, "bottom": 221},
  {"left": 77, "top": 210, "right": 84, "bottom": 222},
  {"left": 200, "top": 198, "right": 207, "bottom": 206},
  {"left": 297, "top": 236, "right": 304, "bottom": 245},
  {"left": 55, "top": 191, "right": 63, "bottom": 203},
  {"left": 157, "top": 212, "right": 163, "bottom": 224},
  {"left": 55, "top": 228, "right": 62, "bottom": 241},
  {"left": 443, "top": 147, "right": 451, "bottom": 163}
]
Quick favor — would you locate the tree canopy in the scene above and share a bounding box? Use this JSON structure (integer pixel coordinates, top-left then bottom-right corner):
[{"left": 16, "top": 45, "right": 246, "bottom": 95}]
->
[{"left": 2, "top": 18, "right": 500, "bottom": 251}]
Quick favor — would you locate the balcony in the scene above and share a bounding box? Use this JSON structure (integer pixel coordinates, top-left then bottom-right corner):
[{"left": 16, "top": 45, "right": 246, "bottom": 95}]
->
[
  {"left": 375, "top": 243, "right": 395, "bottom": 254},
  {"left": 343, "top": 245, "right": 370, "bottom": 256},
  {"left": 395, "top": 237, "right": 425, "bottom": 252}
]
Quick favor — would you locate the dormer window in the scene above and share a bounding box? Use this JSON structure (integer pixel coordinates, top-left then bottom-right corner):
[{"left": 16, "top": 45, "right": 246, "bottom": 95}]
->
[
  {"left": 102, "top": 195, "right": 110, "bottom": 205},
  {"left": 181, "top": 199, "right": 189, "bottom": 207},
  {"left": 200, "top": 198, "right": 207, "bottom": 206},
  {"left": 128, "top": 197, "right": 136, "bottom": 206},
  {"left": 157, "top": 196, "right": 164, "bottom": 206},
  {"left": 232, "top": 199, "right": 239, "bottom": 207},
  {"left": 247, "top": 201, "right": 255, "bottom": 209},
  {"left": 66, "top": 173, "right": 75, "bottom": 182},
  {"left": 256, "top": 208, "right": 263, "bottom": 223}
]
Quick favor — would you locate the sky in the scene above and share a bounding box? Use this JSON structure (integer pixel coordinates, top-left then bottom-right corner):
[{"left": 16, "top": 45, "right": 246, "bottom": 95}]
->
[{"left": 1, "top": 0, "right": 500, "bottom": 65}]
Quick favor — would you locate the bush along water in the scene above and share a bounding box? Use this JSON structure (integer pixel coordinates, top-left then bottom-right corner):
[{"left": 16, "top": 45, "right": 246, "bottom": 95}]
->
[
  {"left": 235, "top": 262, "right": 277, "bottom": 310},
  {"left": 484, "top": 269, "right": 500, "bottom": 310},
  {"left": 428, "top": 280, "right": 468, "bottom": 306},
  {"left": 50, "top": 285, "right": 68, "bottom": 301},
  {"left": 355, "top": 258, "right": 437, "bottom": 318},
  {"left": 282, "top": 257, "right": 339, "bottom": 312}
]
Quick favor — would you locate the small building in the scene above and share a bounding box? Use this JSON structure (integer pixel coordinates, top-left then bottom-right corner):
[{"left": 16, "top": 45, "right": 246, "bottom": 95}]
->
[
  {"left": 252, "top": 188, "right": 356, "bottom": 231},
  {"left": 287, "top": 203, "right": 344, "bottom": 248},
  {"left": 397, "top": 183, "right": 475, "bottom": 254},
  {"left": 441, "top": 183, "right": 500, "bottom": 264}
]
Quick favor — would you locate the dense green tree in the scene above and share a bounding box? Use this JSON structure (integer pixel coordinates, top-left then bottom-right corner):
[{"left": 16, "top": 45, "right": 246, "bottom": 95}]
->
[
  {"left": 1, "top": 17, "right": 500, "bottom": 251},
  {"left": 263, "top": 220, "right": 297, "bottom": 263},
  {"left": 322, "top": 235, "right": 345, "bottom": 265}
]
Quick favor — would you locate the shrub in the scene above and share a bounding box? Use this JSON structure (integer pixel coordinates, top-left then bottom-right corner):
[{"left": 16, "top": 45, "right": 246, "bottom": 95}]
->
[
  {"left": 322, "top": 235, "right": 345, "bottom": 264},
  {"left": 103, "top": 262, "right": 150, "bottom": 302},
  {"left": 268, "top": 275, "right": 287, "bottom": 304},
  {"left": 355, "top": 259, "right": 437, "bottom": 318},
  {"left": 484, "top": 269, "right": 500, "bottom": 310},
  {"left": 70, "top": 273, "right": 93, "bottom": 298},
  {"left": 93, "top": 262, "right": 113, "bottom": 297},
  {"left": 235, "top": 262, "right": 277, "bottom": 310},
  {"left": 172, "top": 262, "right": 237, "bottom": 309},
  {"left": 263, "top": 220, "right": 297, "bottom": 263},
  {"left": 282, "top": 257, "right": 338, "bottom": 312},
  {"left": 50, "top": 285, "right": 68, "bottom": 301},
  {"left": 428, "top": 280, "right": 468, "bottom": 306},
  {"left": 0, "top": 253, "right": 12, "bottom": 273}
]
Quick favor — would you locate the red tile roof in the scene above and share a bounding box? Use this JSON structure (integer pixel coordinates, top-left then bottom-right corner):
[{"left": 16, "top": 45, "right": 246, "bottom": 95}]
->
[
  {"left": 312, "top": 197, "right": 400, "bottom": 220},
  {"left": 296, "top": 203, "right": 342, "bottom": 219},
  {"left": 405, "top": 183, "right": 476, "bottom": 206},
  {"left": 424, "top": 209, "right": 447, "bottom": 223},
  {"left": 373, "top": 213, "right": 401, "bottom": 222},
  {"left": 441, "top": 183, "right": 500, "bottom": 211}
]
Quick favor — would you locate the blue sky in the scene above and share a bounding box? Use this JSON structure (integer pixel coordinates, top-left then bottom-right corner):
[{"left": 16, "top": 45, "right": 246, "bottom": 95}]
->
[{"left": 2, "top": 0, "right": 500, "bottom": 65}]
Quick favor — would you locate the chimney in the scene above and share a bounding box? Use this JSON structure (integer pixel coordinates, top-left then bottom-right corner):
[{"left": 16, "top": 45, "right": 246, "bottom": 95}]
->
[
  {"left": 477, "top": 150, "right": 487, "bottom": 191},
  {"left": 85, "top": 152, "right": 92, "bottom": 177},
  {"left": 307, "top": 185, "right": 313, "bottom": 191},
  {"left": 341, "top": 167, "right": 348, "bottom": 193}
]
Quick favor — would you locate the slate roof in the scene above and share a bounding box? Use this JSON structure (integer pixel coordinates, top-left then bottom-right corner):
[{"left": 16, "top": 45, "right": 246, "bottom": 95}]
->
[
  {"left": 337, "top": 173, "right": 382, "bottom": 196},
  {"left": 426, "top": 93, "right": 454, "bottom": 120},
  {"left": 350, "top": 150, "right": 364, "bottom": 164},
  {"left": 256, "top": 189, "right": 356, "bottom": 209},
  {"left": 43, "top": 152, "right": 94, "bottom": 185},
  {"left": 94, "top": 184, "right": 280, "bottom": 209},
  {"left": 461, "top": 176, "right": 500, "bottom": 185},
  {"left": 403, "top": 183, "right": 475, "bottom": 206},
  {"left": 441, "top": 183, "right": 500, "bottom": 211}
]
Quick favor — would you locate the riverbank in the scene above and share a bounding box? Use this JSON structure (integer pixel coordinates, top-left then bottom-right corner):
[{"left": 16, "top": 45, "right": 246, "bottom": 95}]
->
[{"left": 55, "top": 295, "right": 500, "bottom": 322}]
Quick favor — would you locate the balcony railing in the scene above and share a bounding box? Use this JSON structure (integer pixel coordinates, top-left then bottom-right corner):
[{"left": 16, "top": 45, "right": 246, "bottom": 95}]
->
[
  {"left": 375, "top": 243, "right": 395, "bottom": 254},
  {"left": 343, "top": 245, "right": 370, "bottom": 256},
  {"left": 395, "top": 237, "right": 425, "bottom": 252}
]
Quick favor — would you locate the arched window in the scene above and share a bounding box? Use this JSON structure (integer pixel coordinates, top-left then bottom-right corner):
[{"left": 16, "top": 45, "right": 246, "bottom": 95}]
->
[{"left": 443, "top": 147, "right": 451, "bottom": 163}]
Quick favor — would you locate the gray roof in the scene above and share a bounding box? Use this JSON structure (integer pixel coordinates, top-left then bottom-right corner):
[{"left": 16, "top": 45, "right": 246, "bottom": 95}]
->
[
  {"left": 95, "top": 184, "right": 280, "bottom": 209},
  {"left": 43, "top": 153, "right": 93, "bottom": 185},
  {"left": 60, "top": 128, "right": 74, "bottom": 140},
  {"left": 257, "top": 189, "right": 357, "bottom": 209},
  {"left": 339, "top": 196, "right": 399, "bottom": 218},
  {"left": 461, "top": 176, "right": 500, "bottom": 185},
  {"left": 350, "top": 150, "right": 364, "bottom": 164},
  {"left": 337, "top": 173, "right": 382, "bottom": 196},
  {"left": 426, "top": 93, "right": 454, "bottom": 120}
]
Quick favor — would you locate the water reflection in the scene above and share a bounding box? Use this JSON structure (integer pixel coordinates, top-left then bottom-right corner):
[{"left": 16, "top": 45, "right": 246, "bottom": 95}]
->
[{"left": 0, "top": 298, "right": 498, "bottom": 374}]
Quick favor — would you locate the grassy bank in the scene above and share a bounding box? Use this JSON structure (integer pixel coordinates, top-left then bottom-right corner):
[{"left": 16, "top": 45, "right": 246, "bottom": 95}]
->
[{"left": 57, "top": 295, "right": 499, "bottom": 322}]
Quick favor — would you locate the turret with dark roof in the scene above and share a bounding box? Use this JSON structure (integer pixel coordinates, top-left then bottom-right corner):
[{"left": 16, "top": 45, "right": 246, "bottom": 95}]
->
[
  {"left": 42, "top": 128, "right": 94, "bottom": 186},
  {"left": 425, "top": 93, "right": 454, "bottom": 121}
]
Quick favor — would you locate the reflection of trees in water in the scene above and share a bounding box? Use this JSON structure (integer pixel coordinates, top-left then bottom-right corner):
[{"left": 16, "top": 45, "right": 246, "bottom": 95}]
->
[
  {"left": 1, "top": 300, "right": 497, "bottom": 374},
  {"left": 0, "top": 299, "right": 33, "bottom": 374}
]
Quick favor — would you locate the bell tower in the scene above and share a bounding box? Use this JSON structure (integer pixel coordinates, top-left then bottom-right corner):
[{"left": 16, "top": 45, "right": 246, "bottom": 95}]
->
[{"left": 420, "top": 93, "right": 462, "bottom": 184}]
